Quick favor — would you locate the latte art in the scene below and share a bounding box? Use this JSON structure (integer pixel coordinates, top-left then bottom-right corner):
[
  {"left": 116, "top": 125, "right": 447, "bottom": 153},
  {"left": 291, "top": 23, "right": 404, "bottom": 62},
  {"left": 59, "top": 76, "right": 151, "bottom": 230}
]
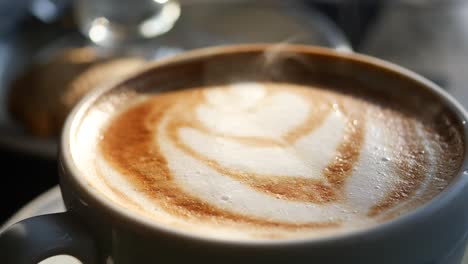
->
[
  {"left": 165, "top": 83, "right": 364, "bottom": 205},
  {"left": 73, "top": 82, "right": 463, "bottom": 240}
]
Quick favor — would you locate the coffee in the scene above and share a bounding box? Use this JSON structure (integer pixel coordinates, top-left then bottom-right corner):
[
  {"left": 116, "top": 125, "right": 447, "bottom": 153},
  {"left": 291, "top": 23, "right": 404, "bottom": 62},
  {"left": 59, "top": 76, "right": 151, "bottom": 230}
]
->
[{"left": 70, "top": 51, "right": 464, "bottom": 241}]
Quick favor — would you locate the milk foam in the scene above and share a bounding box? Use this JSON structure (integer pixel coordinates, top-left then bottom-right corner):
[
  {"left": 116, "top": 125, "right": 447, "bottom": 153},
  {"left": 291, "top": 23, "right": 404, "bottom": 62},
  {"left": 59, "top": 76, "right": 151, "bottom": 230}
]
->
[{"left": 71, "top": 82, "right": 460, "bottom": 240}]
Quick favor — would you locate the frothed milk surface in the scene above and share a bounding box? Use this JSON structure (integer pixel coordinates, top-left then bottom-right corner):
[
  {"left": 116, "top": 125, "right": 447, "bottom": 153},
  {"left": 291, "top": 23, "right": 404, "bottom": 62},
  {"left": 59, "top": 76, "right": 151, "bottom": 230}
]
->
[{"left": 72, "top": 82, "right": 463, "bottom": 240}]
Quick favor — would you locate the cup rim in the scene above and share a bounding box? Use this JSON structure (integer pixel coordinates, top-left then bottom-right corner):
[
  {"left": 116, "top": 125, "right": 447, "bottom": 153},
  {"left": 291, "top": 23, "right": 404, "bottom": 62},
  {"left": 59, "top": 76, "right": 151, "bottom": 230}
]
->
[{"left": 60, "top": 43, "right": 468, "bottom": 247}]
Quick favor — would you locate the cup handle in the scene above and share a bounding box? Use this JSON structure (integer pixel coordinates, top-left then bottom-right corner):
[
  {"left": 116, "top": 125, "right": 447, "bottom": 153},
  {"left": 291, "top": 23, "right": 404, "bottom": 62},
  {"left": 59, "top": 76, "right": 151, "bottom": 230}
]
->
[{"left": 0, "top": 212, "right": 97, "bottom": 264}]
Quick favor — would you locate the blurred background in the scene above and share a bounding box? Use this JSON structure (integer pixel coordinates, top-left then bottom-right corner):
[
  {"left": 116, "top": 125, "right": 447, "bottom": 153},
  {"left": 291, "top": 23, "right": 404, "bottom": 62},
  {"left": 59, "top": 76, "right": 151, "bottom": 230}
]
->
[{"left": 0, "top": 0, "right": 467, "bottom": 236}]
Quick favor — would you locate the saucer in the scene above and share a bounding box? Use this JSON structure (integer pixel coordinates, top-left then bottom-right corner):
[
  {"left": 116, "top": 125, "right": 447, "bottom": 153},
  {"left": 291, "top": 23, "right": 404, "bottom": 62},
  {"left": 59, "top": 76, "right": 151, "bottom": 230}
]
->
[
  {"left": 0, "top": 186, "right": 65, "bottom": 232},
  {"left": 0, "top": 186, "right": 79, "bottom": 264},
  {"left": 3, "top": 186, "right": 467, "bottom": 264}
]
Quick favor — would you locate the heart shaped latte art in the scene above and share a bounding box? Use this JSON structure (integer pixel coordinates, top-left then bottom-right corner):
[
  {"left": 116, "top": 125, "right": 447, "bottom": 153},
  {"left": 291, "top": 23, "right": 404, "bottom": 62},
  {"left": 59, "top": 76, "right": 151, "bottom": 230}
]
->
[
  {"left": 95, "top": 82, "right": 453, "bottom": 238},
  {"left": 164, "top": 83, "right": 364, "bottom": 203}
]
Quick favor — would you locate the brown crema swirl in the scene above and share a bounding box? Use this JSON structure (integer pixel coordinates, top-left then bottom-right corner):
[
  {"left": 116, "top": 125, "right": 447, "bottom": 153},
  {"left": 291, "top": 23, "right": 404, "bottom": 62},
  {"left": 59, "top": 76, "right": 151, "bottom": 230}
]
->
[{"left": 97, "top": 82, "right": 462, "bottom": 235}]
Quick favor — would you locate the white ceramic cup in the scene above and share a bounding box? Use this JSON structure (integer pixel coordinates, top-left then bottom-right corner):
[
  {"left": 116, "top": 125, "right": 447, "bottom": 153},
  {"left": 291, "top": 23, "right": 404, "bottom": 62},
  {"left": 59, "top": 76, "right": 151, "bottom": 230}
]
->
[{"left": 1, "top": 44, "right": 468, "bottom": 264}]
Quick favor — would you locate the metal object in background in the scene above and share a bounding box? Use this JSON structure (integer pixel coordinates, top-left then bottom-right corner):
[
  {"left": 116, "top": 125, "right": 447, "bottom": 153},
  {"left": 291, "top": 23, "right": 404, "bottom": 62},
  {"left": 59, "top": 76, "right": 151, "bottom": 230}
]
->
[
  {"left": 74, "top": 0, "right": 181, "bottom": 47},
  {"left": 0, "top": 1, "right": 351, "bottom": 159}
]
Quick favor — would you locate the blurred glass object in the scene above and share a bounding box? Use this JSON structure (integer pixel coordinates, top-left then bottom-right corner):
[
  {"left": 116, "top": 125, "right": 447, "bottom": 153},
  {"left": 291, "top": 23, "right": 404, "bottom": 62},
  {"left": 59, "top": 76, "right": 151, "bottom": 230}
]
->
[{"left": 74, "top": 0, "right": 181, "bottom": 47}]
